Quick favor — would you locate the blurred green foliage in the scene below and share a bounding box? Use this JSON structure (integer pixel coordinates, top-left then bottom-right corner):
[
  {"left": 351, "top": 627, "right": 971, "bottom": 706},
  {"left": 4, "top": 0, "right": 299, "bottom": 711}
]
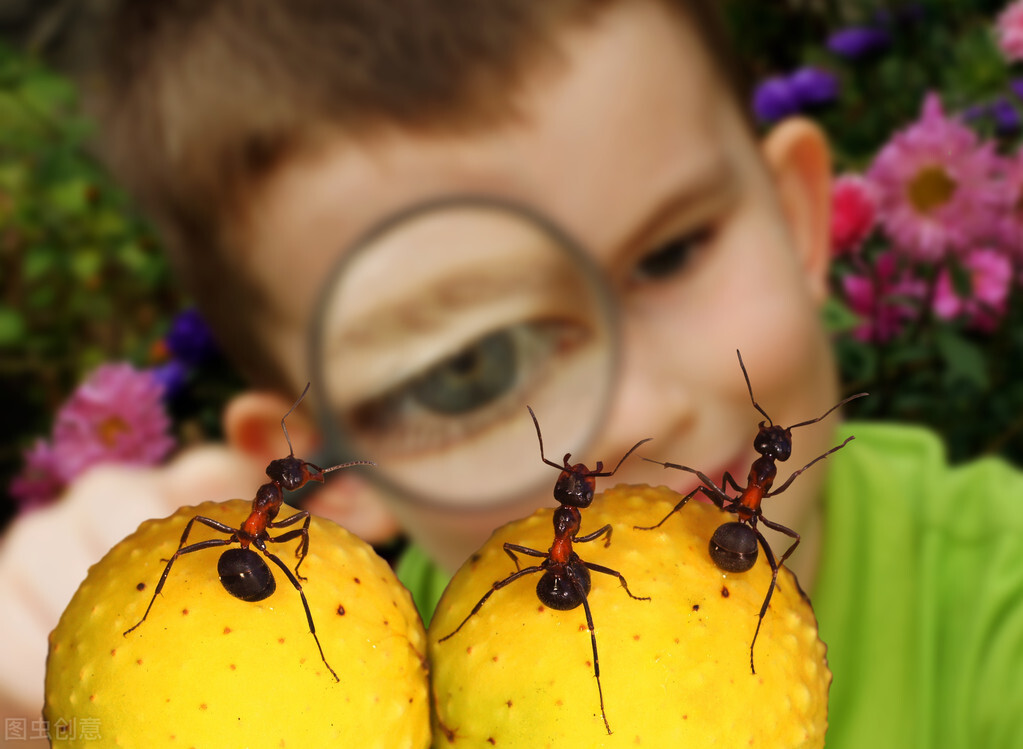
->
[{"left": 0, "top": 43, "right": 185, "bottom": 526}]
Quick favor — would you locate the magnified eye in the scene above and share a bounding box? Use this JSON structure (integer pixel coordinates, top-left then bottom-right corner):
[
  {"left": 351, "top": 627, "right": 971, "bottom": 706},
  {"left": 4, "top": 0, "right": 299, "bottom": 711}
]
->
[
  {"left": 344, "top": 319, "right": 585, "bottom": 455},
  {"left": 407, "top": 328, "right": 516, "bottom": 415},
  {"left": 631, "top": 230, "right": 708, "bottom": 283}
]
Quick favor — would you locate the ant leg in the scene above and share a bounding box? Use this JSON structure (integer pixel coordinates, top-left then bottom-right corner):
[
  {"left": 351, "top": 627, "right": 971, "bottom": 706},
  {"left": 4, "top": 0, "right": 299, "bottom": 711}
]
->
[
  {"left": 582, "top": 561, "right": 650, "bottom": 602},
  {"left": 260, "top": 546, "right": 340, "bottom": 682},
  {"left": 570, "top": 568, "right": 611, "bottom": 735},
  {"left": 574, "top": 523, "right": 613, "bottom": 548},
  {"left": 766, "top": 436, "right": 855, "bottom": 498},
  {"left": 633, "top": 484, "right": 721, "bottom": 531},
  {"left": 438, "top": 565, "right": 544, "bottom": 643},
  {"left": 721, "top": 470, "right": 744, "bottom": 494},
  {"left": 759, "top": 516, "right": 801, "bottom": 565},
  {"left": 124, "top": 514, "right": 237, "bottom": 635},
  {"left": 746, "top": 522, "right": 798, "bottom": 676},
  {"left": 268, "top": 511, "right": 312, "bottom": 578},
  {"left": 504, "top": 542, "right": 547, "bottom": 572}
]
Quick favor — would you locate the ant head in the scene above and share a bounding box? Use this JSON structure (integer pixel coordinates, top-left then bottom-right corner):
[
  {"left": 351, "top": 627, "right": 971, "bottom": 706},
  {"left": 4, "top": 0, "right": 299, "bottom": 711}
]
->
[
  {"left": 753, "top": 423, "right": 792, "bottom": 462},
  {"left": 267, "top": 455, "right": 324, "bottom": 491},
  {"left": 553, "top": 462, "right": 599, "bottom": 508}
]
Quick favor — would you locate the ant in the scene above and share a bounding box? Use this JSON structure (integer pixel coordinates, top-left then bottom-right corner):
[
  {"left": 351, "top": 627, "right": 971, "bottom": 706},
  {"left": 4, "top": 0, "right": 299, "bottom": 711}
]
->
[
  {"left": 438, "top": 406, "right": 652, "bottom": 735},
  {"left": 123, "top": 384, "right": 374, "bottom": 682},
  {"left": 636, "top": 350, "right": 866, "bottom": 674}
]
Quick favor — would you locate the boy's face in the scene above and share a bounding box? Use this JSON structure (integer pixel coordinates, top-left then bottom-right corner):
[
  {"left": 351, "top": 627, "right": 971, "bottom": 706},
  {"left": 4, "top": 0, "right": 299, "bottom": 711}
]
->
[{"left": 238, "top": 0, "right": 838, "bottom": 577}]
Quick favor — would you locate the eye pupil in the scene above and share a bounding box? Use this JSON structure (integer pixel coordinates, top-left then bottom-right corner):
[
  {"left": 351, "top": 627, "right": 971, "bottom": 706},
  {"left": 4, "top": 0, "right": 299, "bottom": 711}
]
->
[
  {"left": 408, "top": 329, "right": 516, "bottom": 415},
  {"left": 633, "top": 235, "right": 698, "bottom": 281}
]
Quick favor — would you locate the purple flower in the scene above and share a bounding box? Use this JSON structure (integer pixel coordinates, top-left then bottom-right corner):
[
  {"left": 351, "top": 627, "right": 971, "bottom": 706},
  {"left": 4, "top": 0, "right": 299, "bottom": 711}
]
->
[
  {"left": 150, "top": 359, "right": 190, "bottom": 400},
  {"left": 788, "top": 67, "right": 840, "bottom": 108},
  {"left": 9, "top": 439, "right": 65, "bottom": 512},
  {"left": 752, "top": 76, "right": 800, "bottom": 123},
  {"left": 990, "top": 97, "right": 1021, "bottom": 136},
  {"left": 165, "top": 308, "right": 219, "bottom": 367},
  {"left": 51, "top": 363, "right": 176, "bottom": 483},
  {"left": 827, "top": 27, "right": 892, "bottom": 60},
  {"left": 1010, "top": 78, "right": 1023, "bottom": 102}
]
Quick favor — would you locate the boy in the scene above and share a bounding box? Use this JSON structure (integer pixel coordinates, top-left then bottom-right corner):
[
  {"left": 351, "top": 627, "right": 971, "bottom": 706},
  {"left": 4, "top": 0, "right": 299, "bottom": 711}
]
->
[{"left": 3, "top": 1, "right": 1021, "bottom": 746}]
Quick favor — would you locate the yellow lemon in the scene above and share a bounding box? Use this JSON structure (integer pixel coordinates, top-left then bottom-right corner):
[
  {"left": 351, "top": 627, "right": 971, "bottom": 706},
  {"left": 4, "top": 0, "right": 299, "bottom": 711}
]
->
[
  {"left": 428, "top": 484, "right": 830, "bottom": 748},
  {"left": 44, "top": 499, "right": 430, "bottom": 748}
]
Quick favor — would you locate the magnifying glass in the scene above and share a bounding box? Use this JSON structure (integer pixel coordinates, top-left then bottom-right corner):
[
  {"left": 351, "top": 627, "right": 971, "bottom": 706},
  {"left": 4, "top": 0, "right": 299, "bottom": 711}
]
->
[{"left": 309, "top": 196, "right": 617, "bottom": 509}]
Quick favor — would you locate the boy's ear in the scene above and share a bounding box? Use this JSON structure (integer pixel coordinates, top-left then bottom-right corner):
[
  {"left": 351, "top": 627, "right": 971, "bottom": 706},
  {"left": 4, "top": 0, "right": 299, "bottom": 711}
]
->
[
  {"left": 223, "top": 391, "right": 400, "bottom": 543},
  {"left": 760, "top": 117, "right": 833, "bottom": 305}
]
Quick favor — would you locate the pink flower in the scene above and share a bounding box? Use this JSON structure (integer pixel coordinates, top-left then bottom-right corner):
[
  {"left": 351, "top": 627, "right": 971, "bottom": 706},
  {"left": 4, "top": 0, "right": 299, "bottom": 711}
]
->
[
  {"left": 831, "top": 174, "right": 877, "bottom": 255},
  {"left": 867, "top": 93, "right": 1001, "bottom": 261},
  {"left": 997, "top": 1, "right": 1023, "bottom": 62},
  {"left": 841, "top": 252, "right": 927, "bottom": 342},
  {"left": 933, "top": 248, "right": 1014, "bottom": 331},
  {"left": 51, "top": 363, "right": 176, "bottom": 483},
  {"left": 9, "top": 439, "right": 65, "bottom": 512},
  {"left": 991, "top": 151, "right": 1023, "bottom": 260}
]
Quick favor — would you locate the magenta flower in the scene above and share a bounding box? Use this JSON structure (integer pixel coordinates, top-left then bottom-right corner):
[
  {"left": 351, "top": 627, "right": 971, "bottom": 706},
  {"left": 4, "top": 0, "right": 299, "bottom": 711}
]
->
[
  {"left": 50, "top": 363, "right": 176, "bottom": 483},
  {"left": 867, "top": 93, "right": 1001, "bottom": 261},
  {"left": 841, "top": 252, "right": 927, "bottom": 342},
  {"left": 831, "top": 174, "right": 878, "bottom": 255},
  {"left": 9, "top": 439, "right": 65, "bottom": 512},
  {"left": 933, "top": 248, "right": 1014, "bottom": 331},
  {"left": 996, "top": 1, "right": 1023, "bottom": 63},
  {"left": 992, "top": 151, "right": 1023, "bottom": 259}
]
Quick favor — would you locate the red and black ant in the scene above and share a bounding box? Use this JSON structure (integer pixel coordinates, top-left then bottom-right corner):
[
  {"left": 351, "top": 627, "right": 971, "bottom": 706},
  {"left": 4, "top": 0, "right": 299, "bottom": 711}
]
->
[
  {"left": 123, "top": 384, "right": 374, "bottom": 682},
  {"left": 437, "top": 406, "right": 652, "bottom": 735},
  {"left": 636, "top": 350, "right": 866, "bottom": 674}
]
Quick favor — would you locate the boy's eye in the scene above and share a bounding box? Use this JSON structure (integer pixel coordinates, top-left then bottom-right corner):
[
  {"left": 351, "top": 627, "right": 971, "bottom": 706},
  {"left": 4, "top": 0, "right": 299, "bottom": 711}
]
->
[
  {"left": 405, "top": 328, "right": 516, "bottom": 415},
  {"left": 631, "top": 231, "right": 707, "bottom": 282},
  {"left": 342, "top": 319, "right": 585, "bottom": 455}
]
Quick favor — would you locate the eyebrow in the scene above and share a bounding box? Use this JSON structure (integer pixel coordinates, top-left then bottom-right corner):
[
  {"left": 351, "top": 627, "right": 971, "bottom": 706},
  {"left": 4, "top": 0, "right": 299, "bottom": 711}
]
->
[
  {"left": 323, "top": 258, "right": 587, "bottom": 361},
  {"left": 616, "top": 154, "right": 739, "bottom": 259}
]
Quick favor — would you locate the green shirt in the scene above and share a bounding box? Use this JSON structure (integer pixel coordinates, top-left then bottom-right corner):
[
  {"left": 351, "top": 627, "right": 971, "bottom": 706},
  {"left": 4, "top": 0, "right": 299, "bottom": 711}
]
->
[{"left": 397, "top": 421, "right": 1023, "bottom": 748}]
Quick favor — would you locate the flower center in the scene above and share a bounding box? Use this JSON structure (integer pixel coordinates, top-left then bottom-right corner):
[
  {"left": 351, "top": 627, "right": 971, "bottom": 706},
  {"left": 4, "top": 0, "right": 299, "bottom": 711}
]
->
[
  {"left": 97, "top": 416, "right": 130, "bottom": 447},
  {"left": 907, "top": 165, "right": 956, "bottom": 214}
]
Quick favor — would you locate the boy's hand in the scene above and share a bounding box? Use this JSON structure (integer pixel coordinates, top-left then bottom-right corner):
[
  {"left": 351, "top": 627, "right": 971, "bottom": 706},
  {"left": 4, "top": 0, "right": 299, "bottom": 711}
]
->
[{"left": 0, "top": 444, "right": 265, "bottom": 717}]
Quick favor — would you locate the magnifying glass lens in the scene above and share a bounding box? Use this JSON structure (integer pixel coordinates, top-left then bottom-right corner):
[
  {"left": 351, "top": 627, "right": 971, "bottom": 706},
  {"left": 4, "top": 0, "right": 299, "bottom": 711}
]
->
[{"left": 312, "top": 199, "right": 615, "bottom": 508}]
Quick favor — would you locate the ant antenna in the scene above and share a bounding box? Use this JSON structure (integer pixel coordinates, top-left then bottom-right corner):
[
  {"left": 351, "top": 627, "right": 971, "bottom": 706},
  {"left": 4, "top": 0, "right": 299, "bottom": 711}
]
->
[
  {"left": 527, "top": 405, "right": 651, "bottom": 477},
  {"left": 736, "top": 350, "right": 772, "bottom": 426},
  {"left": 281, "top": 382, "right": 313, "bottom": 458},
  {"left": 737, "top": 350, "right": 867, "bottom": 430}
]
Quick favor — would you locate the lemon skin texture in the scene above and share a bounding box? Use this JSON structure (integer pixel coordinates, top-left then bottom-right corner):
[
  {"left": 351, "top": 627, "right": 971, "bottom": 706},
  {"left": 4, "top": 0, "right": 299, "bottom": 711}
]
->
[
  {"left": 428, "top": 484, "right": 830, "bottom": 748},
  {"left": 44, "top": 499, "right": 430, "bottom": 748}
]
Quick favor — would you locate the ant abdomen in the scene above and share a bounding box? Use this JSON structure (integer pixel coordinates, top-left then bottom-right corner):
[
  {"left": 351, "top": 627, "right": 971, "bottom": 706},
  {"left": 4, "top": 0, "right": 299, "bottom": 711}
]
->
[
  {"left": 536, "top": 562, "right": 591, "bottom": 611},
  {"left": 218, "top": 547, "right": 277, "bottom": 602},
  {"left": 709, "top": 523, "right": 759, "bottom": 573}
]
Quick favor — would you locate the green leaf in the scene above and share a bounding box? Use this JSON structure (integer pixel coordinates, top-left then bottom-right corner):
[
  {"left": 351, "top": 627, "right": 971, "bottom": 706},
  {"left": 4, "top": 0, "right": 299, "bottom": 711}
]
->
[
  {"left": 934, "top": 328, "right": 988, "bottom": 390},
  {"left": 0, "top": 305, "right": 25, "bottom": 344}
]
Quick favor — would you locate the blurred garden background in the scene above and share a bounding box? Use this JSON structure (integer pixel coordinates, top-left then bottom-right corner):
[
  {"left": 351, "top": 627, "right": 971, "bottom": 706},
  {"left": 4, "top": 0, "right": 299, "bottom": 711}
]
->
[{"left": 3, "top": 0, "right": 1023, "bottom": 533}]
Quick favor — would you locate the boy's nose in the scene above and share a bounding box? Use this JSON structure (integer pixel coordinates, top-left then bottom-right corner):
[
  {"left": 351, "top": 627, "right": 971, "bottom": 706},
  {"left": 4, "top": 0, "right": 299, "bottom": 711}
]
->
[{"left": 590, "top": 328, "right": 695, "bottom": 478}]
